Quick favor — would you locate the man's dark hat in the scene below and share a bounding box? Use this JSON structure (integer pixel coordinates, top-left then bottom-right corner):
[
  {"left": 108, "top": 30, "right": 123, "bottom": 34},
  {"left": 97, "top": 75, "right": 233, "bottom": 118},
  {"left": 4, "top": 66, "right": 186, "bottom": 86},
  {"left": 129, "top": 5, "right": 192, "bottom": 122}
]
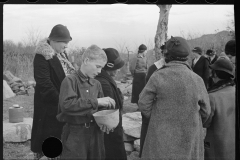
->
[
  {"left": 225, "top": 40, "right": 235, "bottom": 56},
  {"left": 206, "top": 49, "right": 215, "bottom": 56},
  {"left": 102, "top": 48, "right": 125, "bottom": 71},
  {"left": 210, "top": 58, "right": 234, "bottom": 78},
  {"left": 166, "top": 36, "right": 190, "bottom": 58},
  {"left": 138, "top": 44, "right": 147, "bottom": 52},
  {"left": 49, "top": 24, "right": 72, "bottom": 42},
  {"left": 192, "top": 47, "right": 202, "bottom": 55}
]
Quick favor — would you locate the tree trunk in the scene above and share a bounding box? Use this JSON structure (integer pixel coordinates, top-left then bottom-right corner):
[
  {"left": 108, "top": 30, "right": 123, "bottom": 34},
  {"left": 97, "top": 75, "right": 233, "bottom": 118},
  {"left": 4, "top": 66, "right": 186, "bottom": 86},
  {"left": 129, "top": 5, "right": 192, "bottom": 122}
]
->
[{"left": 154, "top": 5, "right": 172, "bottom": 61}]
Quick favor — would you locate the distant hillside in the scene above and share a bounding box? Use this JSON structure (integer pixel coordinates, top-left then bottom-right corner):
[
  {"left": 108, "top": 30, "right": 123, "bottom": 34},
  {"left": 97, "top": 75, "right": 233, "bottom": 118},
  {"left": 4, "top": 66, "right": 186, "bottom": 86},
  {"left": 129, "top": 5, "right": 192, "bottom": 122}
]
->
[
  {"left": 186, "top": 30, "right": 233, "bottom": 54},
  {"left": 143, "top": 30, "right": 233, "bottom": 67}
]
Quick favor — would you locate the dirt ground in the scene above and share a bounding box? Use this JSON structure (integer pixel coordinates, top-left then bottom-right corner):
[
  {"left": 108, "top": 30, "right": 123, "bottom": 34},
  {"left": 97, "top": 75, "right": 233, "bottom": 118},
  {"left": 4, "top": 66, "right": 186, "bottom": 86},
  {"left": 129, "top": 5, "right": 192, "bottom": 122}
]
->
[{"left": 3, "top": 87, "right": 138, "bottom": 160}]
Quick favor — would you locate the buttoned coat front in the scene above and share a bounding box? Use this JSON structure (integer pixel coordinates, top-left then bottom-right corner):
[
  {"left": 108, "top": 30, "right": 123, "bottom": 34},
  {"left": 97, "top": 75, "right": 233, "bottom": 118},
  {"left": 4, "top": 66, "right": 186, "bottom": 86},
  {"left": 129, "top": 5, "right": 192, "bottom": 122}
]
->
[{"left": 139, "top": 61, "right": 211, "bottom": 160}]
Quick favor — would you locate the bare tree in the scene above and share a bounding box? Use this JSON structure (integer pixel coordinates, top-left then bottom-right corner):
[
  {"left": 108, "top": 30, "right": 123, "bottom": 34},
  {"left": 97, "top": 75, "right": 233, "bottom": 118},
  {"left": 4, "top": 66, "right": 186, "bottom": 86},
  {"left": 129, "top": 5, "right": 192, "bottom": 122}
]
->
[
  {"left": 154, "top": 5, "right": 172, "bottom": 61},
  {"left": 22, "top": 26, "right": 43, "bottom": 47}
]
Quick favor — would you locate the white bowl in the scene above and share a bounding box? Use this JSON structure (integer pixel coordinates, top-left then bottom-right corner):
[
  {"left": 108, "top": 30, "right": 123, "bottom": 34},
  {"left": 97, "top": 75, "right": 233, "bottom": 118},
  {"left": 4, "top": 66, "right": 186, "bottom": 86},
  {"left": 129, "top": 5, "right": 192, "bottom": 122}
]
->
[{"left": 93, "top": 109, "right": 119, "bottom": 130}]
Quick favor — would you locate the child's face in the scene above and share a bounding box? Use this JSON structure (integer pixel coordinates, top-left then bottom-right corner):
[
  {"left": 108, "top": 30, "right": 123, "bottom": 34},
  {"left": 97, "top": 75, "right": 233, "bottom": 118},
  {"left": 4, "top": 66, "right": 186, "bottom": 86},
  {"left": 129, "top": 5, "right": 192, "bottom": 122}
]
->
[{"left": 83, "top": 58, "right": 106, "bottom": 78}]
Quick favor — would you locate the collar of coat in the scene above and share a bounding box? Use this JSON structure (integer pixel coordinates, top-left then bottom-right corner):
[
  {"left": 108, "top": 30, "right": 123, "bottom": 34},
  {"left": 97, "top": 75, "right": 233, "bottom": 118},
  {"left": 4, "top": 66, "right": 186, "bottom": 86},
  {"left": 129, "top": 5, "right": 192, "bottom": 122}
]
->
[
  {"left": 35, "top": 38, "right": 56, "bottom": 60},
  {"left": 75, "top": 69, "right": 94, "bottom": 86},
  {"left": 96, "top": 70, "right": 117, "bottom": 87},
  {"left": 208, "top": 79, "right": 235, "bottom": 93},
  {"left": 163, "top": 60, "right": 192, "bottom": 71}
]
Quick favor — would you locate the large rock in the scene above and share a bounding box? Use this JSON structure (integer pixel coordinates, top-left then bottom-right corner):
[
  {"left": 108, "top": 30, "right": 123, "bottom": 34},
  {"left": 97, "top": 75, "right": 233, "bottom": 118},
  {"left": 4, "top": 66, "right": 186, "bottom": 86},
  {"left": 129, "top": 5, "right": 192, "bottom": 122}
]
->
[
  {"left": 122, "top": 112, "right": 142, "bottom": 138},
  {"left": 3, "top": 118, "right": 33, "bottom": 142},
  {"left": 3, "top": 80, "right": 15, "bottom": 99}
]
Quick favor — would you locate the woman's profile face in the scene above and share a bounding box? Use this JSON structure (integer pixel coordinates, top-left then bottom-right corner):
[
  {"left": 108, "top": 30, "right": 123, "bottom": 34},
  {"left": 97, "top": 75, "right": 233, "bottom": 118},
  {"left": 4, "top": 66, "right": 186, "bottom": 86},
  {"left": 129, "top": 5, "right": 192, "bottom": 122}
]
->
[
  {"left": 107, "top": 70, "right": 119, "bottom": 77},
  {"left": 51, "top": 41, "right": 69, "bottom": 53}
]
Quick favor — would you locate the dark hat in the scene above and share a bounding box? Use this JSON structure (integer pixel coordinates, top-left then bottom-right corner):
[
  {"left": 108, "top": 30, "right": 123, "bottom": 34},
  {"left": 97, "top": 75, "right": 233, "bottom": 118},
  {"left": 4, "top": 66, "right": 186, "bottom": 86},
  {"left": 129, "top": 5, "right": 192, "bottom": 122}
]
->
[
  {"left": 225, "top": 40, "right": 235, "bottom": 56},
  {"left": 192, "top": 47, "right": 202, "bottom": 55},
  {"left": 138, "top": 44, "right": 147, "bottom": 52},
  {"left": 102, "top": 48, "right": 125, "bottom": 71},
  {"left": 206, "top": 49, "right": 214, "bottom": 56},
  {"left": 160, "top": 43, "right": 166, "bottom": 50},
  {"left": 210, "top": 58, "right": 234, "bottom": 78},
  {"left": 49, "top": 24, "right": 72, "bottom": 42},
  {"left": 166, "top": 36, "right": 190, "bottom": 58}
]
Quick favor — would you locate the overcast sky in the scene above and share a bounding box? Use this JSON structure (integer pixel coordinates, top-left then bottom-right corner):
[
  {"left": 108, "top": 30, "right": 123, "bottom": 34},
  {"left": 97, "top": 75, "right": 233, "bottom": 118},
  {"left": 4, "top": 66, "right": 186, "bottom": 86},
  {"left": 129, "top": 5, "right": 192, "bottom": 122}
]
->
[{"left": 3, "top": 4, "right": 234, "bottom": 52}]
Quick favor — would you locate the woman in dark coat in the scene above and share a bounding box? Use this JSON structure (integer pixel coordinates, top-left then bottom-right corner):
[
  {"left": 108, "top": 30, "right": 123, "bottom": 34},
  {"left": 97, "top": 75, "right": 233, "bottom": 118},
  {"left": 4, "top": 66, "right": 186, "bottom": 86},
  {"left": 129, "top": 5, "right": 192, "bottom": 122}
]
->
[
  {"left": 95, "top": 48, "right": 127, "bottom": 160},
  {"left": 31, "top": 24, "right": 75, "bottom": 159},
  {"left": 130, "top": 44, "right": 148, "bottom": 104}
]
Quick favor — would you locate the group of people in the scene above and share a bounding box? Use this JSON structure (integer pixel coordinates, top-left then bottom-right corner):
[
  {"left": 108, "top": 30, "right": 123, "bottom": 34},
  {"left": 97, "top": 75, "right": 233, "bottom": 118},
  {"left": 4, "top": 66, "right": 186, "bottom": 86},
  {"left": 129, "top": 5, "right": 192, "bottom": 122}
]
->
[
  {"left": 31, "top": 24, "right": 236, "bottom": 160},
  {"left": 31, "top": 24, "right": 128, "bottom": 160},
  {"left": 130, "top": 37, "right": 236, "bottom": 160}
]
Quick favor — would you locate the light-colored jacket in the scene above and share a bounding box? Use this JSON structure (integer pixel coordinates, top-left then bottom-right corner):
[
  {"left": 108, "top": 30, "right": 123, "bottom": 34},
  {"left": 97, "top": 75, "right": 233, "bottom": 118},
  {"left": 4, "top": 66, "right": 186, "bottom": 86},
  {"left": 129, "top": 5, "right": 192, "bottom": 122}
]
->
[
  {"left": 139, "top": 61, "right": 211, "bottom": 160},
  {"left": 204, "top": 85, "right": 235, "bottom": 160},
  {"left": 129, "top": 54, "right": 147, "bottom": 75}
]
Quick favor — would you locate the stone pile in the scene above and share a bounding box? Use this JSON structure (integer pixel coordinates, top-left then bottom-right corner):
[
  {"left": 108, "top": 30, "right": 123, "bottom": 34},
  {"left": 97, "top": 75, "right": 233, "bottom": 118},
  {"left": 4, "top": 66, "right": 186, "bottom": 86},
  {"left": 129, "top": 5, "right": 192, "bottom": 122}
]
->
[{"left": 3, "top": 70, "right": 36, "bottom": 96}]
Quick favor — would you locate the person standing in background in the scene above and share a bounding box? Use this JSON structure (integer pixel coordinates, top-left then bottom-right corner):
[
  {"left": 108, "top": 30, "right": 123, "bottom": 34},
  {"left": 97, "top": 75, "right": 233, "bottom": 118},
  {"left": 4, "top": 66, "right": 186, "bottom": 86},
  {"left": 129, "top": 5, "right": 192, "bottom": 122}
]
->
[
  {"left": 206, "top": 49, "right": 218, "bottom": 89},
  {"left": 204, "top": 58, "right": 235, "bottom": 160},
  {"left": 130, "top": 44, "right": 148, "bottom": 105},
  {"left": 95, "top": 48, "right": 127, "bottom": 160},
  {"left": 224, "top": 39, "right": 236, "bottom": 84},
  {"left": 206, "top": 49, "right": 218, "bottom": 65},
  {"left": 191, "top": 47, "right": 210, "bottom": 89},
  {"left": 139, "top": 43, "right": 166, "bottom": 158},
  {"left": 31, "top": 24, "right": 75, "bottom": 160}
]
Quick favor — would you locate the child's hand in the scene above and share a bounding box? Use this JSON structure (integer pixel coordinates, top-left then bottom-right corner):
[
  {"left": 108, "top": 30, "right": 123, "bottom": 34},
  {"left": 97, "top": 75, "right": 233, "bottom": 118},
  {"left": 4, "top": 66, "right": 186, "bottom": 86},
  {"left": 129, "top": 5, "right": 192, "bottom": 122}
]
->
[{"left": 100, "top": 125, "right": 114, "bottom": 134}]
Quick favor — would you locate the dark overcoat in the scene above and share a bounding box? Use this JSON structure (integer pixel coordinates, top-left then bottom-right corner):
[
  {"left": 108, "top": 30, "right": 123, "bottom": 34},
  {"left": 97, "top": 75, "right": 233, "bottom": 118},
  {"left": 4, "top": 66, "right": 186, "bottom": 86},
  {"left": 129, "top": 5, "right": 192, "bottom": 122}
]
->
[
  {"left": 204, "top": 81, "right": 235, "bottom": 160},
  {"left": 31, "top": 39, "right": 67, "bottom": 153},
  {"left": 139, "top": 61, "right": 211, "bottom": 160},
  {"left": 192, "top": 56, "right": 210, "bottom": 89},
  {"left": 95, "top": 70, "right": 127, "bottom": 160}
]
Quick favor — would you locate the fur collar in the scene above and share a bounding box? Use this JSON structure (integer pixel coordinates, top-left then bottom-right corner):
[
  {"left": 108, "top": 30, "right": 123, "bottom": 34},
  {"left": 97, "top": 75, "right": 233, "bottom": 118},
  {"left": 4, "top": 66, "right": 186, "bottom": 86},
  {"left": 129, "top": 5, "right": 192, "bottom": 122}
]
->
[{"left": 35, "top": 38, "right": 55, "bottom": 60}]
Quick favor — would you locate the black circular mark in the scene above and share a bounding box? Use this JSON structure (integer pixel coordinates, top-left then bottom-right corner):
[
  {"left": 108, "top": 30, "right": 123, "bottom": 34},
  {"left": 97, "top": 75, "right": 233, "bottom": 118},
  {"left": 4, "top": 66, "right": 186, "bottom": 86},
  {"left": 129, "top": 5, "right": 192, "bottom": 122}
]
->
[
  {"left": 86, "top": 0, "right": 98, "bottom": 3},
  {"left": 42, "top": 136, "right": 63, "bottom": 158},
  {"left": 175, "top": 0, "right": 188, "bottom": 3},
  {"left": 116, "top": 0, "right": 128, "bottom": 3},
  {"left": 26, "top": 0, "right": 38, "bottom": 3},
  {"left": 146, "top": 0, "right": 158, "bottom": 3},
  {"left": 205, "top": 0, "right": 218, "bottom": 3},
  {"left": 56, "top": 0, "right": 68, "bottom": 3}
]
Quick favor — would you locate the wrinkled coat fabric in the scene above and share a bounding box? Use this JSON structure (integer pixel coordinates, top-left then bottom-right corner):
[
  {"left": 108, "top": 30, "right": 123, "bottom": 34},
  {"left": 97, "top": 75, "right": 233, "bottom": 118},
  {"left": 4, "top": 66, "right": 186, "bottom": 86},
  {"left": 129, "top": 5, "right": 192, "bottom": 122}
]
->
[
  {"left": 204, "top": 83, "right": 235, "bottom": 160},
  {"left": 139, "top": 61, "right": 211, "bottom": 160}
]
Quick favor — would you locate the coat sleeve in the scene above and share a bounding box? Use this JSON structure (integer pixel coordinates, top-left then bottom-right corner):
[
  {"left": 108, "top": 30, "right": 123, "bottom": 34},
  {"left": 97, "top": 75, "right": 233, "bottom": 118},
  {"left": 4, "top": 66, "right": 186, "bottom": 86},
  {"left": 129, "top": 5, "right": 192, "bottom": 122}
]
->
[
  {"left": 198, "top": 79, "right": 211, "bottom": 125},
  {"left": 58, "top": 76, "right": 99, "bottom": 116},
  {"left": 203, "top": 58, "right": 210, "bottom": 89},
  {"left": 203, "top": 94, "right": 216, "bottom": 128},
  {"left": 34, "top": 54, "right": 59, "bottom": 106},
  {"left": 146, "top": 64, "right": 157, "bottom": 84},
  {"left": 138, "top": 74, "right": 157, "bottom": 118}
]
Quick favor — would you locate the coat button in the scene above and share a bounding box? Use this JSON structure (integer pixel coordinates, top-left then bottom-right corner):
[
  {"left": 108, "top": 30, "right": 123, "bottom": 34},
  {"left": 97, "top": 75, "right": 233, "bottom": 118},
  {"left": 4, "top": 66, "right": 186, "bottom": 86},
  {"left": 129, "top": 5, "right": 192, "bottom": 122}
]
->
[
  {"left": 86, "top": 90, "right": 89, "bottom": 92},
  {"left": 91, "top": 120, "right": 93, "bottom": 122}
]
